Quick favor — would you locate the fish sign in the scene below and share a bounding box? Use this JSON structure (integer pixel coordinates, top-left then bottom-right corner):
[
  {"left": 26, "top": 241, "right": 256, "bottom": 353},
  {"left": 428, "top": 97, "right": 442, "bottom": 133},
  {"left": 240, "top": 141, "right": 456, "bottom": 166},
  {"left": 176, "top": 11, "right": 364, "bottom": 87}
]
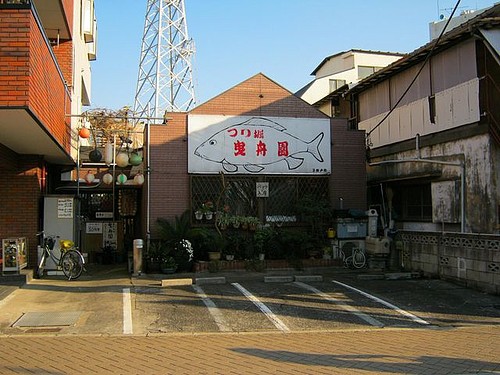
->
[{"left": 188, "top": 115, "right": 331, "bottom": 175}]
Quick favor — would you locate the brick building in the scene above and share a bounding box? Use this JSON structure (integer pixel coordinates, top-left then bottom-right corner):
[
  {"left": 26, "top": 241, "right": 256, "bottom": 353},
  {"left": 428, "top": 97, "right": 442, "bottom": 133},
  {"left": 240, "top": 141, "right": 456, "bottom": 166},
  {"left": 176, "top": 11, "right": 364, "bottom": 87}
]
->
[
  {"left": 0, "top": 0, "right": 96, "bottom": 268},
  {"left": 146, "top": 73, "right": 366, "bottom": 239}
]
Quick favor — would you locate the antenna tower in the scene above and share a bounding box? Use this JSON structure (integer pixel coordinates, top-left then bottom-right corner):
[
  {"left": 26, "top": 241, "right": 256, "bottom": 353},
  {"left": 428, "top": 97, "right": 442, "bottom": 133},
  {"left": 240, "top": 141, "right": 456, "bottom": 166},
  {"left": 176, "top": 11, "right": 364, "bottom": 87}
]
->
[{"left": 134, "top": 0, "right": 196, "bottom": 119}]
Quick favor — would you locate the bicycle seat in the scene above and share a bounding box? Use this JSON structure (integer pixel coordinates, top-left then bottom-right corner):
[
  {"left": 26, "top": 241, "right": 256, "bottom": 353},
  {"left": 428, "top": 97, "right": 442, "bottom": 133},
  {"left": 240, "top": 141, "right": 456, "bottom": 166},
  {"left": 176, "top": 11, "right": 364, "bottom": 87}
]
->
[{"left": 59, "top": 239, "right": 74, "bottom": 251}]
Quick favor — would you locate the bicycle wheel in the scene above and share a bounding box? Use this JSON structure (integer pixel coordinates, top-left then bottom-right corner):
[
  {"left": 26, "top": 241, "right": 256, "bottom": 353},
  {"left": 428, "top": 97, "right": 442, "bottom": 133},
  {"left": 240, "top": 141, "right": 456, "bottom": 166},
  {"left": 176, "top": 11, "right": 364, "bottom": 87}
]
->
[
  {"left": 61, "top": 250, "right": 84, "bottom": 280},
  {"left": 352, "top": 249, "right": 366, "bottom": 269}
]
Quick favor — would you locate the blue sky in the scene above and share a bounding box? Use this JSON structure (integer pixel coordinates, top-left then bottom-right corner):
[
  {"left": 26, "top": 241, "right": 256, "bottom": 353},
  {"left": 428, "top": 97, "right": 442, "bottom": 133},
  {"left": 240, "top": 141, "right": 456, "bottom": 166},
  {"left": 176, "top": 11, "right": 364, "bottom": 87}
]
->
[{"left": 90, "top": 0, "right": 498, "bottom": 110}]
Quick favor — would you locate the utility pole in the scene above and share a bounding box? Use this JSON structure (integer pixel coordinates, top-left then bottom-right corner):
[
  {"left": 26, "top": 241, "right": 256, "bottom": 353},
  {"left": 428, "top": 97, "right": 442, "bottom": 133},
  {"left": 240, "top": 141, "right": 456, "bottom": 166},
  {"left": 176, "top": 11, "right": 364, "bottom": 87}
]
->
[{"left": 134, "top": 0, "right": 196, "bottom": 119}]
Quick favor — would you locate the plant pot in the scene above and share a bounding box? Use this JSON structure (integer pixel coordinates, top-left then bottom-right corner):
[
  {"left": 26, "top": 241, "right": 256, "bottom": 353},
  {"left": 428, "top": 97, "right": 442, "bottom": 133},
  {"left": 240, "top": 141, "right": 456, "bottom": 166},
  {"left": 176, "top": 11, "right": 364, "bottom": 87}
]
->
[
  {"left": 161, "top": 266, "right": 177, "bottom": 274},
  {"left": 205, "top": 212, "right": 213, "bottom": 220},
  {"left": 208, "top": 251, "right": 221, "bottom": 261},
  {"left": 225, "top": 254, "right": 234, "bottom": 261},
  {"left": 258, "top": 253, "right": 265, "bottom": 261},
  {"left": 195, "top": 211, "right": 203, "bottom": 220}
]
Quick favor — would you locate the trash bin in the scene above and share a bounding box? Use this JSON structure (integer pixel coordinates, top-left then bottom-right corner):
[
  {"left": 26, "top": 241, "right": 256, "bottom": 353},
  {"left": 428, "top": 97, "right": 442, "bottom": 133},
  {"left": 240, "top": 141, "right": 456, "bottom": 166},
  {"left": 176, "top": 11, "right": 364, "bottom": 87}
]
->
[{"left": 132, "top": 239, "right": 143, "bottom": 276}]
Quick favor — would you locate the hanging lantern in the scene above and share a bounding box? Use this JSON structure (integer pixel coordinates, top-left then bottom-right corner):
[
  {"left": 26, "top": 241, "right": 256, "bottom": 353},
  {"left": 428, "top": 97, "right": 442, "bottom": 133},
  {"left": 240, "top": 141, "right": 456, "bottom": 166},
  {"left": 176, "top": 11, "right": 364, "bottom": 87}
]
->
[
  {"left": 79, "top": 128, "right": 90, "bottom": 139},
  {"left": 133, "top": 173, "right": 145, "bottom": 185},
  {"left": 84, "top": 171, "right": 95, "bottom": 184},
  {"left": 116, "top": 152, "right": 129, "bottom": 168},
  {"left": 102, "top": 173, "right": 113, "bottom": 185},
  {"left": 104, "top": 142, "right": 113, "bottom": 165},
  {"left": 117, "top": 173, "right": 127, "bottom": 185},
  {"left": 129, "top": 152, "right": 143, "bottom": 166},
  {"left": 89, "top": 149, "right": 102, "bottom": 162}
]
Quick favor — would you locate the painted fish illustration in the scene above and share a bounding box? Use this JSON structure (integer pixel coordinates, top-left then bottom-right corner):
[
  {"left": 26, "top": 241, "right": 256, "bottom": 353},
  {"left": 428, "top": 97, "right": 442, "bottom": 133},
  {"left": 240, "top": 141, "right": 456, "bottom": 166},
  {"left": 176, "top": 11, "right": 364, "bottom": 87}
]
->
[{"left": 194, "top": 117, "right": 324, "bottom": 173}]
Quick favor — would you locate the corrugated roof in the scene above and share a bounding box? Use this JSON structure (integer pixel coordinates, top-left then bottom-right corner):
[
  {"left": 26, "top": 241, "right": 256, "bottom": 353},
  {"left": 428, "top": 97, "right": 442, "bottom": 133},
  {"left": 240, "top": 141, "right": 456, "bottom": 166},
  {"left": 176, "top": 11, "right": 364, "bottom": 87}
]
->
[{"left": 310, "top": 49, "right": 405, "bottom": 76}]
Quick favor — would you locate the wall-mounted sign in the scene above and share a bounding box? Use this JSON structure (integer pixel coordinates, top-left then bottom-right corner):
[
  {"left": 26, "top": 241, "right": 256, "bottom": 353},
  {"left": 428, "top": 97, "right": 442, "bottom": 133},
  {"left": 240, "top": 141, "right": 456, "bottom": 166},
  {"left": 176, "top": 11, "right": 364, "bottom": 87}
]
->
[
  {"left": 188, "top": 115, "right": 331, "bottom": 175},
  {"left": 57, "top": 198, "right": 74, "bottom": 218},
  {"left": 86, "top": 222, "right": 103, "bottom": 234},
  {"left": 256, "top": 182, "right": 269, "bottom": 197},
  {"left": 96, "top": 212, "right": 113, "bottom": 219}
]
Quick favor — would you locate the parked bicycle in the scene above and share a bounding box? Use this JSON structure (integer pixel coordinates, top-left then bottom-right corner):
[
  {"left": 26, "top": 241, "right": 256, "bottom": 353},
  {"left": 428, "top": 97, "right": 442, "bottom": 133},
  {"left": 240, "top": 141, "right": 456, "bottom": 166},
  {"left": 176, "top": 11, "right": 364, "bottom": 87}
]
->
[
  {"left": 35, "top": 232, "right": 85, "bottom": 280},
  {"left": 340, "top": 245, "right": 366, "bottom": 269}
]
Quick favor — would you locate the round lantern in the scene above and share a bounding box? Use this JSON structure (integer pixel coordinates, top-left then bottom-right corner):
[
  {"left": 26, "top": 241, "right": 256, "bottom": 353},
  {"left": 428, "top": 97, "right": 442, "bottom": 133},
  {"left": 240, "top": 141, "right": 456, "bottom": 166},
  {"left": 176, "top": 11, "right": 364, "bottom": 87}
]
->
[
  {"left": 89, "top": 149, "right": 102, "bottom": 162},
  {"left": 133, "top": 173, "right": 145, "bottom": 185},
  {"left": 117, "top": 173, "right": 127, "bottom": 185},
  {"left": 129, "top": 153, "right": 143, "bottom": 166},
  {"left": 104, "top": 143, "right": 113, "bottom": 165},
  {"left": 84, "top": 171, "right": 95, "bottom": 184},
  {"left": 102, "top": 173, "right": 113, "bottom": 185},
  {"left": 116, "top": 152, "right": 129, "bottom": 168},
  {"left": 79, "top": 128, "right": 90, "bottom": 139}
]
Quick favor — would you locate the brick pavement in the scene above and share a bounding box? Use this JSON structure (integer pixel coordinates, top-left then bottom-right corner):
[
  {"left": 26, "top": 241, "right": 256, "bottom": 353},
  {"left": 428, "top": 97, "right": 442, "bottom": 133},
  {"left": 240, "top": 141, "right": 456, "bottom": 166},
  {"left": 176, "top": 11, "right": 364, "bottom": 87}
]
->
[{"left": 0, "top": 325, "right": 498, "bottom": 374}]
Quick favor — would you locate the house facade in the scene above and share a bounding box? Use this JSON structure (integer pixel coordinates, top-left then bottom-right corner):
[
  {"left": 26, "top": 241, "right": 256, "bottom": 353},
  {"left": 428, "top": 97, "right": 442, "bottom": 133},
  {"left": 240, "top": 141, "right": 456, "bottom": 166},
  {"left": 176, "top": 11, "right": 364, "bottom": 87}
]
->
[
  {"left": 316, "top": 4, "right": 500, "bottom": 293},
  {"left": 0, "top": 0, "right": 97, "bottom": 268},
  {"left": 296, "top": 49, "right": 404, "bottom": 116}
]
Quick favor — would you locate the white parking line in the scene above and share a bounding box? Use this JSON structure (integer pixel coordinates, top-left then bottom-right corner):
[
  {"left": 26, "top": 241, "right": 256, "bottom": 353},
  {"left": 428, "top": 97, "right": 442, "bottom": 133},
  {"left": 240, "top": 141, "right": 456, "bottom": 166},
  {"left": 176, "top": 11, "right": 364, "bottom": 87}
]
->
[
  {"left": 192, "top": 285, "right": 232, "bottom": 332},
  {"left": 231, "top": 282, "right": 291, "bottom": 333},
  {"left": 294, "top": 281, "right": 384, "bottom": 327},
  {"left": 332, "top": 280, "right": 430, "bottom": 325},
  {"left": 122, "top": 288, "right": 133, "bottom": 334}
]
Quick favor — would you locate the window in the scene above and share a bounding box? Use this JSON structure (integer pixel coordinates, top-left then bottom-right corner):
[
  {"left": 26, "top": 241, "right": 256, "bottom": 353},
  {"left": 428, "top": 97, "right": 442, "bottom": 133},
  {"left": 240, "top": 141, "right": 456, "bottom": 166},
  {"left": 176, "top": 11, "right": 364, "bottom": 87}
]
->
[
  {"left": 358, "top": 66, "right": 382, "bottom": 80},
  {"left": 329, "top": 79, "right": 346, "bottom": 93},
  {"left": 397, "top": 184, "right": 432, "bottom": 221}
]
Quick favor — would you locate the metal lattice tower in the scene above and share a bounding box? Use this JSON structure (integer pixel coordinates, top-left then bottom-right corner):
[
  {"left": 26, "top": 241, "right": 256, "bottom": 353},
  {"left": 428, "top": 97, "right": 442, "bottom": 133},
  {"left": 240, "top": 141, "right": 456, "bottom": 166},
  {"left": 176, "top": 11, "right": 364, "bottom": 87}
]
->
[{"left": 134, "top": 0, "right": 196, "bottom": 119}]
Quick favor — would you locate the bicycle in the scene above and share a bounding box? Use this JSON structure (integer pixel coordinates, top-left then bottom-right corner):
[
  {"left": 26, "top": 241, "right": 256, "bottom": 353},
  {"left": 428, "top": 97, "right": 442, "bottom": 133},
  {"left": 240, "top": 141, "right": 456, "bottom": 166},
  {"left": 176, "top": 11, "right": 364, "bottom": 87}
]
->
[
  {"left": 35, "top": 232, "right": 85, "bottom": 280},
  {"left": 340, "top": 246, "right": 366, "bottom": 269}
]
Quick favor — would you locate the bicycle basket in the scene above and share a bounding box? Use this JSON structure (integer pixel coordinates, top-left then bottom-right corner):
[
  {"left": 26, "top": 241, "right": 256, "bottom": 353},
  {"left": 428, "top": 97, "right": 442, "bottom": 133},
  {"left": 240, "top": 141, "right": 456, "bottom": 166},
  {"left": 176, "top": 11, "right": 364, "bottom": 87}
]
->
[
  {"left": 59, "top": 239, "right": 74, "bottom": 251},
  {"left": 45, "top": 237, "right": 56, "bottom": 250}
]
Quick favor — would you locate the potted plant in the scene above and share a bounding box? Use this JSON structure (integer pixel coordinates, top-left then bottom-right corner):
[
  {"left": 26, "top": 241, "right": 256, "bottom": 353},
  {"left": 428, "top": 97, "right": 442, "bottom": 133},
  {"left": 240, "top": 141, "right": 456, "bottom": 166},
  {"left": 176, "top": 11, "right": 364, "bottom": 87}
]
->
[
  {"left": 160, "top": 256, "right": 177, "bottom": 274},
  {"left": 247, "top": 216, "right": 260, "bottom": 231}
]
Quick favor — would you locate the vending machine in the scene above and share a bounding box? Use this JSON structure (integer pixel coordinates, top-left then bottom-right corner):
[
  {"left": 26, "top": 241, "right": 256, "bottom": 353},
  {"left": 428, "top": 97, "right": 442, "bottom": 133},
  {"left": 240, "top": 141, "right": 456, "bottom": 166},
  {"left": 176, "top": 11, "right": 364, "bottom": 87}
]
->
[{"left": 41, "top": 195, "right": 76, "bottom": 271}]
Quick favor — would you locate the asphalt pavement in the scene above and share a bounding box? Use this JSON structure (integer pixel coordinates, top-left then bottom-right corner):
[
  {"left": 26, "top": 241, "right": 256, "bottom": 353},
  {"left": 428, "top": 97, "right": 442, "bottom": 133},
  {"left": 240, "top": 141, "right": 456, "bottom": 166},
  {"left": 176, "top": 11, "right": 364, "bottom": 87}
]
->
[{"left": 0, "top": 263, "right": 498, "bottom": 374}]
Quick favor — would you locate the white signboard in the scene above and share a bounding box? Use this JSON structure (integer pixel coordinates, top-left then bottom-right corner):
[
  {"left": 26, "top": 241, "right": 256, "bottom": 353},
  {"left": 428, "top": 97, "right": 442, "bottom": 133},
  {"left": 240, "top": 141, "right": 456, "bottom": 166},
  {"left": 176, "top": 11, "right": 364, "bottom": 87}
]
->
[
  {"left": 188, "top": 115, "right": 331, "bottom": 175},
  {"left": 86, "top": 222, "right": 103, "bottom": 234},
  {"left": 57, "top": 198, "right": 74, "bottom": 218},
  {"left": 103, "top": 222, "right": 117, "bottom": 248},
  {"left": 256, "top": 182, "right": 269, "bottom": 197}
]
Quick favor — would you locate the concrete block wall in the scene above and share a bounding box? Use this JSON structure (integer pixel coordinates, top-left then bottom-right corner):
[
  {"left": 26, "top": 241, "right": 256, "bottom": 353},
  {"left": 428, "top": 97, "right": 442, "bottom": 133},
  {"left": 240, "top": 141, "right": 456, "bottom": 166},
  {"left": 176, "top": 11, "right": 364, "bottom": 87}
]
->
[{"left": 401, "top": 231, "right": 500, "bottom": 294}]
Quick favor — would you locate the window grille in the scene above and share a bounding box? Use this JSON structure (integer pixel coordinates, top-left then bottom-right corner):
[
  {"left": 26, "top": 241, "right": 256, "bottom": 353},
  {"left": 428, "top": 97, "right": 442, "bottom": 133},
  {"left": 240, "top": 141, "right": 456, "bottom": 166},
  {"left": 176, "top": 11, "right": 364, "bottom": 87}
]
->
[{"left": 190, "top": 175, "right": 329, "bottom": 224}]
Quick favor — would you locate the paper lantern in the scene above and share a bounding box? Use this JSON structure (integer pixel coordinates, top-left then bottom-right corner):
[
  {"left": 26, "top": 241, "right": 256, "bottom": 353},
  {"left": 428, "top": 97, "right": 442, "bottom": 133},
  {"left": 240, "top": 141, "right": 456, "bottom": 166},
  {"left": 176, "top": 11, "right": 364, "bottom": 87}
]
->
[
  {"left": 116, "top": 152, "right": 129, "bottom": 168},
  {"left": 104, "top": 143, "right": 113, "bottom": 165},
  {"left": 89, "top": 149, "right": 102, "bottom": 162},
  {"left": 117, "top": 173, "right": 127, "bottom": 184},
  {"left": 84, "top": 171, "right": 95, "bottom": 184},
  {"left": 133, "top": 173, "right": 144, "bottom": 185},
  {"left": 129, "top": 153, "right": 143, "bottom": 166},
  {"left": 102, "top": 173, "right": 113, "bottom": 185},
  {"left": 79, "top": 128, "right": 90, "bottom": 138}
]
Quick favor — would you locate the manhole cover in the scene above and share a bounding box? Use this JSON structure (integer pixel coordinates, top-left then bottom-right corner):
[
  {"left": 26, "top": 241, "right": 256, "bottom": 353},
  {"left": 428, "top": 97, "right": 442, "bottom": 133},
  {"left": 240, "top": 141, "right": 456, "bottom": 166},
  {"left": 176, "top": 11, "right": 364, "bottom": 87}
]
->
[{"left": 13, "top": 311, "right": 82, "bottom": 327}]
